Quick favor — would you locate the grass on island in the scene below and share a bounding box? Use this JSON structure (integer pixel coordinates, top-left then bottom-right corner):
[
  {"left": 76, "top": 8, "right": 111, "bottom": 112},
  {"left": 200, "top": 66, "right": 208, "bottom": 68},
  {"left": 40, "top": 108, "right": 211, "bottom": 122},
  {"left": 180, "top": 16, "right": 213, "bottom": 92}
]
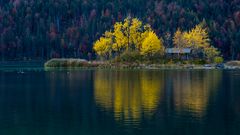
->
[
  {"left": 44, "top": 57, "right": 218, "bottom": 69},
  {"left": 44, "top": 58, "right": 104, "bottom": 68}
]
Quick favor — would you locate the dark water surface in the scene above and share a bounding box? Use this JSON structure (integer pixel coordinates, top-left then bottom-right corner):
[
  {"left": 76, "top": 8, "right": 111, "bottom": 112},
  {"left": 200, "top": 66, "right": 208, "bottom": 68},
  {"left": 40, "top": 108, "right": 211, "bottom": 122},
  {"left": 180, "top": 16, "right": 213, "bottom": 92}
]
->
[{"left": 0, "top": 69, "right": 240, "bottom": 135}]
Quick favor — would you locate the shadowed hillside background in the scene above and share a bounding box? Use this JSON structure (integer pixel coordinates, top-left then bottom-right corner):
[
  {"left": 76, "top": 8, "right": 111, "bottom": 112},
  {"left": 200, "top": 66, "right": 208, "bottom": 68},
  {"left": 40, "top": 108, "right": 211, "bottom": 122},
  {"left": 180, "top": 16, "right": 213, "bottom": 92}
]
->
[{"left": 0, "top": 0, "right": 240, "bottom": 60}]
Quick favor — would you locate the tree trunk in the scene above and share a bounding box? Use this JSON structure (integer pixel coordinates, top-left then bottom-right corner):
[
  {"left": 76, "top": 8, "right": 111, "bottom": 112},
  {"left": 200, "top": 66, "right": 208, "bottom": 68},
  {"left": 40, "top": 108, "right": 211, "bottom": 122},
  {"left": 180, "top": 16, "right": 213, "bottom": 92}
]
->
[{"left": 231, "top": 45, "right": 235, "bottom": 60}]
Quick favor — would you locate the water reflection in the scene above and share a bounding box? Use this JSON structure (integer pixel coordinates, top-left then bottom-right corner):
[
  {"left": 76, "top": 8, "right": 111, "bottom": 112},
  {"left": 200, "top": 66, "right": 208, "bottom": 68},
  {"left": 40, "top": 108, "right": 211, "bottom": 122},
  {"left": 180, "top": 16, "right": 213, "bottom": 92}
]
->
[
  {"left": 1, "top": 70, "right": 240, "bottom": 135},
  {"left": 94, "top": 70, "right": 222, "bottom": 123},
  {"left": 170, "top": 70, "right": 222, "bottom": 118},
  {"left": 94, "top": 70, "right": 164, "bottom": 123}
]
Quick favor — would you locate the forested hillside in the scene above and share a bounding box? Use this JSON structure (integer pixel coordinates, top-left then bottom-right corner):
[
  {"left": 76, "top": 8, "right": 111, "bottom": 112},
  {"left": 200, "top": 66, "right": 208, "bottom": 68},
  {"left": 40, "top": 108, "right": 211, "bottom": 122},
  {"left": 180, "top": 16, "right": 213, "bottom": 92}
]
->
[{"left": 0, "top": 0, "right": 240, "bottom": 60}]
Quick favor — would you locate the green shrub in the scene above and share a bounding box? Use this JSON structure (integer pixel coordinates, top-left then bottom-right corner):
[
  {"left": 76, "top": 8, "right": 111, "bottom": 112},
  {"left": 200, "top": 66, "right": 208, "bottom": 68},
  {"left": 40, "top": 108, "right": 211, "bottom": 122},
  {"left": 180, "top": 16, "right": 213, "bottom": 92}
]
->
[
  {"left": 191, "top": 59, "right": 206, "bottom": 65},
  {"left": 119, "top": 51, "right": 143, "bottom": 62},
  {"left": 44, "top": 59, "right": 89, "bottom": 67},
  {"left": 112, "top": 56, "right": 121, "bottom": 63},
  {"left": 167, "top": 59, "right": 174, "bottom": 64},
  {"left": 214, "top": 56, "right": 224, "bottom": 64},
  {"left": 182, "top": 60, "right": 190, "bottom": 64}
]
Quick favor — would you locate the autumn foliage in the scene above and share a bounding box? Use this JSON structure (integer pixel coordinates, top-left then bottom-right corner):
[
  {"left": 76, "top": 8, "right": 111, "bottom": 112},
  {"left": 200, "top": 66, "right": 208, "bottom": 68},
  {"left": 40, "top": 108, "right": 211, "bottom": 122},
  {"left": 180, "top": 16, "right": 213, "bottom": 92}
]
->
[
  {"left": 94, "top": 17, "right": 222, "bottom": 63},
  {"left": 93, "top": 17, "right": 165, "bottom": 60},
  {"left": 0, "top": 0, "right": 239, "bottom": 60},
  {"left": 173, "top": 23, "right": 222, "bottom": 63},
  {"left": 141, "top": 31, "right": 164, "bottom": 56}
]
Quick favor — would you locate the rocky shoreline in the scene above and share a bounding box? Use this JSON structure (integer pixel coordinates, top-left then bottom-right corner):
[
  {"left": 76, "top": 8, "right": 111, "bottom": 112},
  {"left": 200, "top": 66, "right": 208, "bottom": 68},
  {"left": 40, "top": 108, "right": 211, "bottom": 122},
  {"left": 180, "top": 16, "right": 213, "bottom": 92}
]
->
[{"left": 44, "top": 59, "right": 240, "bottom": 70}]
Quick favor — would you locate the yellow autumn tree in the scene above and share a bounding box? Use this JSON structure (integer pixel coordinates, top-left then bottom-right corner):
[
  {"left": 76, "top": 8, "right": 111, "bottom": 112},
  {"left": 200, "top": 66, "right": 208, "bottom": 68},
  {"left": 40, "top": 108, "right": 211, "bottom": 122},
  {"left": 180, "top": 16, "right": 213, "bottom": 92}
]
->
[
  {"left": 129, "top": 18, "right": 143, "bottom": 49},
  {"left": 184, "top": 23, "right": 223, "bottom": 60},
  {"left": 140, "top": 24, "right": 153, "bottom": 45},
  {"left": 173, "top": 23, "right": 222, "bottom": 61},
  {"left": 112, "top": 22, "right": 128, "bottom": 53},
  {"left": 141, "top": 31, "right": 165, "bottom": 57},
  {"left": 204, "top": 46, "right": 221, "bottom": 62},
  {"left": 184, "top": 24, "right": 210, "bottom": 49},
  {"left": 93, "top": 37, "right": 112, "bottom": 59},
  {"left": 93, "top": 17, "right": 165, "bottom": 61},
  {"left": 173, "top": 28, "right": 188, "bottom": 49},
  {"left": 123, "top": 17, "right": 130, "bottom": 41},
  {"left": 116, "top": 17, "right": 144, "bottom": 50}
]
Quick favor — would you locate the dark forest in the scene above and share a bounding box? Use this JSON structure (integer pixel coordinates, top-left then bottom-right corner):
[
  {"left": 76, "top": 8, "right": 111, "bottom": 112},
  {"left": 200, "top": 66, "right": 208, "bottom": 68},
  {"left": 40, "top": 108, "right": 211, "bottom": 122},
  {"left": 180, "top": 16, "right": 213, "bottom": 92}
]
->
[{"left": 0, "top": 0, "right": 240, "bottom": 60}]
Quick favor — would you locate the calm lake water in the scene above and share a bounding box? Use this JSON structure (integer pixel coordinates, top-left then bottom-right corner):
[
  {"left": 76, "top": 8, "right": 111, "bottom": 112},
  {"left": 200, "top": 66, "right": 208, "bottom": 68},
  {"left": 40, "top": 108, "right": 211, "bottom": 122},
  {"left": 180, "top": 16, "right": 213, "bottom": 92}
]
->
[{"left": 0, "top": 69, "right": 240, "bottom": 135}]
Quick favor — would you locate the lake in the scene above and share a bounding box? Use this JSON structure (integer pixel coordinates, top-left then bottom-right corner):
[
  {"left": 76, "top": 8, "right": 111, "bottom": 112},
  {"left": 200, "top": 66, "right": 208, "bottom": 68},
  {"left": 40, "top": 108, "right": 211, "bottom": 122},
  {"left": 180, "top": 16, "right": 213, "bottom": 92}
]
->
[{"left": 0, "top": 69, "right": 240, "bottom": 135}]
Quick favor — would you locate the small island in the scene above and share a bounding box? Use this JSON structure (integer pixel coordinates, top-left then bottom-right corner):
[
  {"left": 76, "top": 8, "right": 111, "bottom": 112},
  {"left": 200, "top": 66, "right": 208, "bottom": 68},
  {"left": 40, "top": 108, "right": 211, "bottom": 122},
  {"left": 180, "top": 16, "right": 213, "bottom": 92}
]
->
[
  {"left": 45, "top": 17, "right": 235, "bottom": 69},
  {"left": 44, "top": 17, "right": 240, "bottom": 70}
]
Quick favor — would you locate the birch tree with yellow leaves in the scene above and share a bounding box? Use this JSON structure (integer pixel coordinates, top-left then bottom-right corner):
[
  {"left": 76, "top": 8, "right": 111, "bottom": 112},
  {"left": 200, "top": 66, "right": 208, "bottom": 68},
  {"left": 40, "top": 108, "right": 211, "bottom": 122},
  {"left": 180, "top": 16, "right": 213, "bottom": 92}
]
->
[
  {"left": 129, "top": 18, "right": 143, "bottom": 50},
  {"left": 173, "top": 28, "right": 187, "bottom": 49},
  {"left": 112, "top": 22, "right": 128, "bottom": 53},
  {"left": 173, "top": 23, "right": 221, "bottom": 59},
  {"left": 93, "top": 17, "right": 164, "bottom": 60},
  {"left": 141, "top": 31, "right": 165, "bottom": 57},
  {"left": 172, "top": 23, "right": 223, "bottom": 62},
  {"left": 185, "top": 24, "right": 222, "bottom": 60},
  {"left": 204, "top": 46, "right": 221, "bottom": 62},
  {"left": 184, "top": 24, "right": 210, "bottom": 49},
  {"left": 115, "top": 17, "right": 144, "bottom": 50},
  {"left": 93, "top": 32, "right": 112, "bottom": 59},
  {"left": 173, "top": 24, "right": 211, "bottom": 51}
]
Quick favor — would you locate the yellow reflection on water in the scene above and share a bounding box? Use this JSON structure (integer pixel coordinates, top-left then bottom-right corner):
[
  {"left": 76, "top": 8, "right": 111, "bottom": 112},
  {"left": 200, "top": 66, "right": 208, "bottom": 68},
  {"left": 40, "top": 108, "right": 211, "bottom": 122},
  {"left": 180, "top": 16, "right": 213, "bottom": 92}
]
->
[
  {"left": 94, "top": 70, "right": 164, "bottom": 122},
  {"left": 94, "top": 70, "right": 222, "bottom": 122},
  {"left": 172, "top": 71, "right": 222, "bottom": 117}
]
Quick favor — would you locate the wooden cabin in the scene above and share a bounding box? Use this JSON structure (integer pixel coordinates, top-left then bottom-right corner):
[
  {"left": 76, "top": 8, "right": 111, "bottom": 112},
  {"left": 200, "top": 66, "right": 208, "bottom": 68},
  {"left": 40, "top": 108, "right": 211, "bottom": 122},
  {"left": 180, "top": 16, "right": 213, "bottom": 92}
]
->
[{"left": 165, "top": 48, "right": 192, "bottom": 60}]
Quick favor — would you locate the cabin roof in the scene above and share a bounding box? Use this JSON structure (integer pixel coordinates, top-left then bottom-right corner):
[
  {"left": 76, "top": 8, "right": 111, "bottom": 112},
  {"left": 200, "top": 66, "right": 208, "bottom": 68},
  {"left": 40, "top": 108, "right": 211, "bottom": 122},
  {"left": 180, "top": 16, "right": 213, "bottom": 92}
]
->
[{"left": 165, "top": 48, "right": 192, "bottom": 54}]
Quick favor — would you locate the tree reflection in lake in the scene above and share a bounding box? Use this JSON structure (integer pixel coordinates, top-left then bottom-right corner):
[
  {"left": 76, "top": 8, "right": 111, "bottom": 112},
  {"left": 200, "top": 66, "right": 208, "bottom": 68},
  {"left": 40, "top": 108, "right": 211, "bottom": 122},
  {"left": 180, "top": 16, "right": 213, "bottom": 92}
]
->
[
  {"left": 94, "top": 70, "right": 164, "bottom": 124},
  {"left": 171, "top": 70, "right": 222, "bottom": 118},
  {"left": 94, "top": 70, "right": 223, "bottom": 125},
  {"left": 1, "top": 69, "right": 239, "bottom": 135}
]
